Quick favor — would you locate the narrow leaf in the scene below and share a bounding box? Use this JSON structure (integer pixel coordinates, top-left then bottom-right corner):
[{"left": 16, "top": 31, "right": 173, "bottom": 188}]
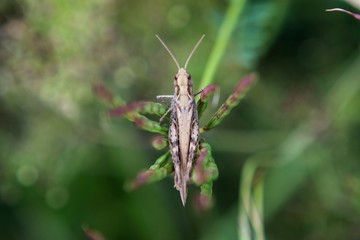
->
[
  {"left": 93, "top": 83, "right": 116, "bottom": 106},
  {"left": 109, "top": 101, "right": 168, "bottom": 117},
  {"left": 203, "top": 73, "right": 256, "bottom": 132},
  {"left": 149, "top": 151, "right": 171, "bottom": 170},
  {"left": 131, "top": 114, "right": 169, "bottom": 135},
  {"left": 128, "top": 160, "right": 173, "bottom": 190},
  {"left": 192, "top": 141, "right": 219, "bottom": 185},
  {"left": 191, "top": 141, "right": 218, "bottom": 210},
  {"left": 199, "top": 0, "right": 248, "bottom": 89},
  {"left": 197, "top": 84, "right": 218, "bottom": 117},
  {"left": 238, "top": 159, "right": 265, "bottom": 240},
  {"left": 109, "top": 101, "right": 169, "bottom": 135}
]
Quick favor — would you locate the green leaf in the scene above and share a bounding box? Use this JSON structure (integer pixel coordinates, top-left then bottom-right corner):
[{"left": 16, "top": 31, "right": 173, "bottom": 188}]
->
[
  {"left": 197, "top": 84, "right": 218, "bottom": 118},
  {"left": 127, "top": 151, "right": 173, "bottom": 190},
  {"left": 130, "top": 114, "right": 169, "bottom": 135},
  {"left": 199, "top": 0, "right": 249, "bottom": 89},
  {"left": 198, "top": 181, "right": 213, "bottom": 210},
  {"left": 203, "top": 73, "right": 256, "bottom": 132},
  {"left": 149, "top": 151, "right": 171, "bottom": 170},
  {"left": 109, "top": 101, "right": 168, "bottom": 117},
  {"left": 192, "top": 141, "right": 218, "bottom": 185},
  {"left": 109, "top": 101, "right": 169, "bottom": 135},
  {"left": 200, "top": 181, "right": 213, "bottom": 198},
  {"left": 191, "top": 141, "right": 219, "bottom": 209},
  {"left": 238, "top": 159, "right": 265, "bottom": 240}
]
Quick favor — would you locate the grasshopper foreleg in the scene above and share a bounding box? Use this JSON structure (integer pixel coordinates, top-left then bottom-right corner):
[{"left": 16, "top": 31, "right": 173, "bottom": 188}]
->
[
  {"left": 157, "top": 95, "right": 174, "bottom": 124},
  {"left": 159, "top": 105, "right": 173, "bottom": 125}
]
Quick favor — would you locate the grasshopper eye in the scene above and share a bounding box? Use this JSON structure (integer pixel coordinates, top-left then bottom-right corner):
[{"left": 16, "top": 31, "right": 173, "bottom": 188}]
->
[
  {"left": 186, "top": 73, "right": 191, "bottom": 79},
  {"left": 174, "top": 73, "right": 179, "bottom": 80}
]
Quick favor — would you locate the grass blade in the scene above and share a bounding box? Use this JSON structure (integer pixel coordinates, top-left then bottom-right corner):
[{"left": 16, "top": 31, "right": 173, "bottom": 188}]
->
[{"left": 199, "top": 0, "right": 249, "bottom": 89}]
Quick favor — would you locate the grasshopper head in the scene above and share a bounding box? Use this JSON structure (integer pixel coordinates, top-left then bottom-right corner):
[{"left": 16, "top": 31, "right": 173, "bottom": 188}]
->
[{"left": 174, "top": 68, "right": 192, "bottom": 87}]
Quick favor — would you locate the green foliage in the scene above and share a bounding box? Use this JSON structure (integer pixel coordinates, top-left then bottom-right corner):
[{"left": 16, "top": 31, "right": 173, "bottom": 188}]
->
[
  {"left": 191, "top": 141, "right": 219, "bottom": 186},
  {"left": 1, "top": 0, "right": 360, "bottom": 239},
  {"left": 109, "top": 101, "right": 169, "bottom": 135},
  {"left": 199, "top": 0, "right": 248, "bottom": 89},
  {"left": 197, "top": 84, "right": 218, "bottom": 117},
  {"left": 129, "top": 151, "right": 173, "bottom": 190},
  {"left": 203, "top": 74, "right": 256, "bottom": 131}
]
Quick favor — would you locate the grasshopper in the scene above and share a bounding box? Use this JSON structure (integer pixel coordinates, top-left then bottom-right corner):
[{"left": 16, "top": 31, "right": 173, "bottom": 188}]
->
[{"left": 156, "top": 34, "right": 205, "bottom": 206}]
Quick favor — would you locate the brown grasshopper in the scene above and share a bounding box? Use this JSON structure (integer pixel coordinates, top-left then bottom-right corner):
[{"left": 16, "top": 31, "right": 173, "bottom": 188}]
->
[{"left": 156, "top": 34, "right": 205, "bottom": 206}]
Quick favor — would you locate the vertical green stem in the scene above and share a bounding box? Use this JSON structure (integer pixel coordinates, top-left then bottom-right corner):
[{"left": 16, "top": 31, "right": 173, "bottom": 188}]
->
[
  {"left": 199, "top": 0, "right": 248, "bottom": 89},
  {"left": 238, "top": 160, "right": 257, "bottom": 240},
  {"left": 239, "top": 157, "right": 267, "bottom": 240}
]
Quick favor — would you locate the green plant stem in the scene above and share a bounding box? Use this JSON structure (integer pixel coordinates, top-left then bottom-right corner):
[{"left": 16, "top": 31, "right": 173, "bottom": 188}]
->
[
  {"left": 238, "top": 158, "right": 266, "bottom": 240},
  {"left": 238, "top": 160, "right": 256, "bottom": 240},
  {"left": 199, "top": 0, "right": 248, "bottom": 89}
]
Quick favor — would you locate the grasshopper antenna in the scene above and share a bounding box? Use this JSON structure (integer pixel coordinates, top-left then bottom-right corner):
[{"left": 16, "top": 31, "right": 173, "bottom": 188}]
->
[
  {"left": 156, "top": 35, "right": 181, "bottom": 71},
  {"left": 184, "top": 34, "right": 205, "bottom": 70}
]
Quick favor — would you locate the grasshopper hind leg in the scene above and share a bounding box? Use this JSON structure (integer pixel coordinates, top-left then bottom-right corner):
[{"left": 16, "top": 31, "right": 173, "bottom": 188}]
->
[
  {"left": 185, "top": 117, "right": 199, "bottom": 181},
  {"left": 169, "top": 116, "right": 188, "bottom": 205}
]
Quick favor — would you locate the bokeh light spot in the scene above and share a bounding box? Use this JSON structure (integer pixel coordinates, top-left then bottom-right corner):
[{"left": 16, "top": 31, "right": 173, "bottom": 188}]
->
[
  {"left": 16, "top": 165, "right": 39, "bottom": 186},
  {"left": 46, "top": 186, "right": 69, "bottom": 209},
  {"left": 167, "top": 5, "right": 191, "bottom": 29},
  {"left": 114, "top": 67, "right": 135, "bottom": 89}
]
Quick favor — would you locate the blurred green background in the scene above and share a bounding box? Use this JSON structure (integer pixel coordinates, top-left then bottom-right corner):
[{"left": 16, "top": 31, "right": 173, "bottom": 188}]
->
[{"left": 1, "top": 0, "right": 360, "bottom": 239}]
